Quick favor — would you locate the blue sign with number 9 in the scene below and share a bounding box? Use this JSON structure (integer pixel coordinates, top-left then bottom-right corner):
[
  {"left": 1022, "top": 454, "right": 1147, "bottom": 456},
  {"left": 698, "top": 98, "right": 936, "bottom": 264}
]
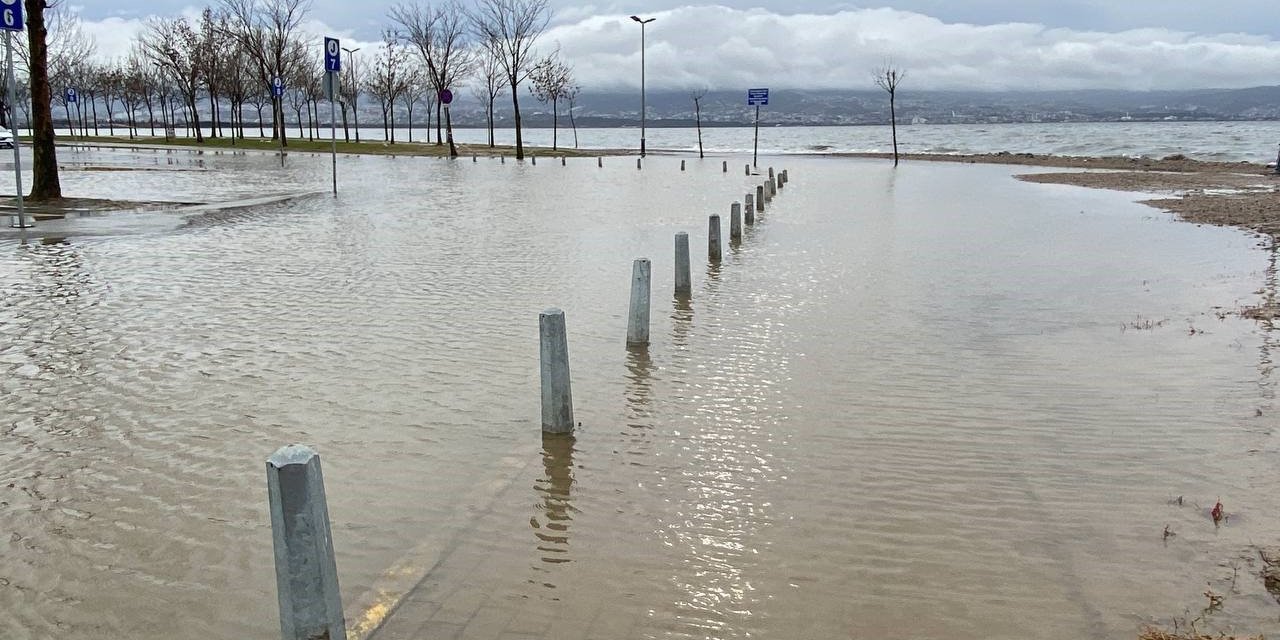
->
[{"left": 0, "top": 0, "right": 24, "bottom": 32}]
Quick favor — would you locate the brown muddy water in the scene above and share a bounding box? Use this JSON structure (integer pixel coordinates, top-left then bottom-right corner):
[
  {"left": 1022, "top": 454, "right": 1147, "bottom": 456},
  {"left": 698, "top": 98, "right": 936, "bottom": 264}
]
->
[{"left": 1, "top": 147, "right": 1278, "bottom": 639}]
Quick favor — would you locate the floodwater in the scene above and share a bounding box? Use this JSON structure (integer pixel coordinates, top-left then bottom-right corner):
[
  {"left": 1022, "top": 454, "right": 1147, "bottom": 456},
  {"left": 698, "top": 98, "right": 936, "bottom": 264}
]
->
[{"left": 1, "top": 148, "right": 1278, "bottom": 639}]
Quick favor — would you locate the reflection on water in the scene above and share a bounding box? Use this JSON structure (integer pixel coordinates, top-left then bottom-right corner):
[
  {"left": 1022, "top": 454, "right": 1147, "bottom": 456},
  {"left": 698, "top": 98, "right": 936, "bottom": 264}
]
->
[{"left": 2, "top": 149, "right": 1279, "bottom": 639}]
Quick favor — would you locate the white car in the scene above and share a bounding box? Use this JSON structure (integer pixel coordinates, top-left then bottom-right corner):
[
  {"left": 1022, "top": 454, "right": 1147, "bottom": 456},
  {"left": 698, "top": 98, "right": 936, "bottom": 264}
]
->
[{"left": 0, "top": 134, "right": 13, "bottom": 149}]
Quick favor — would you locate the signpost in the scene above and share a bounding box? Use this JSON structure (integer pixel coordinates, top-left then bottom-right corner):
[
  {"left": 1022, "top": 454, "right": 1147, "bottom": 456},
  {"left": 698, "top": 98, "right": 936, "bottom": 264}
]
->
[
  {"left": 323, "top": 38, "right": 339, "bottom": 196},
  {"left": 440, "top": 88, "right": 456, "bottom": 157},
  {"left": 747, "top": 88, "right": 768, "bottom": 168},
  {"left": 271, "top": 77, "right": 284, "bottom": 167},
  {"left": 2, "top": 0, "right": 27, "bottom": 229}
]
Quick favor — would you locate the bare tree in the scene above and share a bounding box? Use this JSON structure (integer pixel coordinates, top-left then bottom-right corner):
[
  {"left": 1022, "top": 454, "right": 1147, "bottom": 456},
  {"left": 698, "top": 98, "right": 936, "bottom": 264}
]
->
[
  {"left": 470, "top": 50, "right": 505, "bottom": 147},
  {"left": 338, "top": 55, "right": 364, "bottom": 142},
  {"left": 565, "top": 82, "right": 579, "bottom": 149},
  {"left": 691, "top": 88, "right": 707, "bottom": 159},
  {"left": 392, "top": 0, "right": 475, "bottom": 156},
  {"left": 366, "top": 31, "right": 410, "bottom": 143},
  {"left": 120, "top": 54, "right": 150, "bottom": 138},
  {"left": 141, "top": 16, "right": 205, "bottom": 142},
  {"left": 529, "top": 50, "right": 570, "bottom": 151},
  {"left": 873, "top": 64, "right": 905, "bottom": 166},
  {"left": 467, "top": 0, "right": 548, "bottom": 160},
  {"left": 98, "top": 62, "right": 122, "bottom": 136},
  {"left": 401, "top": 62, "right": 426, "bottom": 143},
  {"left": 219, "top": 0, "right": 311, "bottom": 145}
]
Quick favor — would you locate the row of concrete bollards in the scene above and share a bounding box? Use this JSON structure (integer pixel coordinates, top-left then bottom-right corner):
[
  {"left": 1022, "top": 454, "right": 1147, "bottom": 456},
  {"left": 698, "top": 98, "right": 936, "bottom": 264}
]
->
[
  {"left": 538, "top": 165, "right": 793, "bottom": 434},
  {"left": 263, "top": 161, "right": 794, "bottom": 640}
]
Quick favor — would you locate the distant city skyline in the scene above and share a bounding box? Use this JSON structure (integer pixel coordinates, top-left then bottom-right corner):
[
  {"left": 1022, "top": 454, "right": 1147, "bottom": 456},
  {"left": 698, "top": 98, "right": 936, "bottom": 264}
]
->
[{"left": 78, "top": 1, "right": 1280, "bottom": 91}]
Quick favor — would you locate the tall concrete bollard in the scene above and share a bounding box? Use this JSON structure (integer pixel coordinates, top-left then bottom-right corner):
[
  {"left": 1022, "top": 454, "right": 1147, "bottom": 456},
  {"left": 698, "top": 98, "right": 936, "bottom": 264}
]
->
[
  {"left": 756, "top": 185, "right": 766, "bottom": 212},
  {"left": 674, "top": 232, "right": 692, "bottom": 297},
  {"left": 561, "top": 156, "right": 566, "bottom": 166},
  {"left": 681, "top": 160, "right": 686, "bottom": 171},
  {"left": 769, "top": 178, "right": 777, "bottom": 198},
  {"left": 532, "top": 155, "right": 537, "bottom": 165},
  {"left": 267, "top": 445, "right": 346, "bottom": 640},
  {"left": 722, "top": 160, "right": 727, "bottom": 173},
  {"left": 473, "top": 156, "right": 477, "bottom": 162},
  {"left": 598, "top": 157, "right": 603, "bottom": 168},
  {"left": 708, "top": 215, "right": 722, "bottom": 262},
  {"left": 637, "top": 158, "right": 642, "bottom": 170},
  {"left": 539, "top": 309, "right": 574, "bottom": 434},
  {"left": 626, "top": 259, "right": 652, "bottom": 346},
  {"left": 745, "top": 164, "right": 750, "bottom": 176},
  {"left": 501, "top": 156, "right": 505, "bottom": 164},
  {"left": 745, "top": 194, "right": 755, "bottom": 225},
  {"left": 768, "top": 167, "right": 774, "bottom": 180},
  {"left": 730, "top": 203, "right": 742, "bottom": 243}
]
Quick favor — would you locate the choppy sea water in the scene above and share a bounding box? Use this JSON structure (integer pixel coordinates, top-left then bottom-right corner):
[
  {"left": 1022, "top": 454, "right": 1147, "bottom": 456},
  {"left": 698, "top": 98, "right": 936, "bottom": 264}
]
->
[
  {"left": 80, "top": 119, "right": 1280, "bottom": 162},
  {"left": 0, "top": 148, "right": 1278, "bottom": 639}
]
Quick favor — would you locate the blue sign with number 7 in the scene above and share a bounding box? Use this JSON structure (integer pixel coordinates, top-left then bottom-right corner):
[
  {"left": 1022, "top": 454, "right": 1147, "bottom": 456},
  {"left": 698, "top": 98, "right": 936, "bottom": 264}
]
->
[
  {"left": 0, "top": 0, "right": 24, "bottom": 32},
  {"left": 323, "top": 37, "right": 340, "bottom": 72}
]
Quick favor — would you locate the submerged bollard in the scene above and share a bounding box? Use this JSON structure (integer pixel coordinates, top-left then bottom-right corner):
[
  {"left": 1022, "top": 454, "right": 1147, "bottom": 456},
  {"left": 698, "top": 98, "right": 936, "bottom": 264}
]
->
[
  {"left": 674, "top": 232, "right": 692, "bottom": 297},
  {"left": 626, "top": 259, "right": 652, "bottom": 346},
  {"left": 756, "top": 185, "right": 765, "bottom": 212},
  {"left": 745, "top": 164, "right": 750, "bottom": 176},
  {"left": 768, "top": 167, "right": 774, "bottom": 180},
  {"left": 473, "top": 156, "right": 477, "bottom": 162},
  {"left": 708, "top": 214, "right": 722, "bottom": 262},
  {"left": 598, "top": 157, "right": 603, "bottom": 168},
  {"left": 745, "top": 194, "right": 755, "bottom": 225},
  {"left": 722, "top": 160, "right": 728, "bottom": 173},
  {"left": 540, "top": 309, "right": 574, "bottom": 434},
  {"left": 267, "top": 445, "right": 346, "bottom": 640},
  {"left": 532, "top": 155, "right": 537, "bottom": 165},
  {"left": 768, "top": 178, "right": 777, "bottom": 198},
  {"left": 730, "top": 203, "right": 742, "bottom": 243},
  {"left": 681, "top": 160, "right": 686, "bottom": 171},
  {"left": 501, "top": 156, "right": 505, "bottom": 164},
  {"left": 637, "top": 158, "right": 642, "bottom": 170},
  {"left": 562, "top": 156, "right": 566, "bottom": 166}
]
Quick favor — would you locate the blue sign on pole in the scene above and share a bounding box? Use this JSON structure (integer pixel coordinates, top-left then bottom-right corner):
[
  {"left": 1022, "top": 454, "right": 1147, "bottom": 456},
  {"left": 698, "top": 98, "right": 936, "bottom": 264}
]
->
[
  {"left": 0, "top": 0, "right": 24, "bottom": 32},
  {"left": 747, "top": 88, "right": 769, "bottom": 106},
  {"left": 323, "top": 37, "right": 341, "bottom": 72},
  {"left": 271, "top": 77, "right": 284, "bottom": 98},
  {"left": 65, "top": 88, "right": 77, "bottom": 103}
]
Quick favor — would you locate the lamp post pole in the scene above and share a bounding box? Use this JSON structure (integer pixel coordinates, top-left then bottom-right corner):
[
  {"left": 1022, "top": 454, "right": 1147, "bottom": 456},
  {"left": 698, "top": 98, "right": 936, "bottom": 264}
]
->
[
  {"left": 630, "top": 15, "right": 655, "bottom": 158},
  {"left": 341, "top": 46, "right": 360, "bottom": 142}
]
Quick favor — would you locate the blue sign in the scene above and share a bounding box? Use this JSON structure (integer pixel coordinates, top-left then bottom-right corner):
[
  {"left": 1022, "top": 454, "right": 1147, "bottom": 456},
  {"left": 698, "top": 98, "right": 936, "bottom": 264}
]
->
[
  {"left": 747, "top": 88, "right": 769, "bottom": 106},
  {"left": 0, "top": 0, "right": 24, "bottom": 32},
  {"left": 271, "top": 77, "right": 284, "bottom": 98},
  {"left": 65, "top": 88, "right": 77, "bottom": 103},
  {"left": 323, "top": 37, "right": 341, "bottom": 72}
]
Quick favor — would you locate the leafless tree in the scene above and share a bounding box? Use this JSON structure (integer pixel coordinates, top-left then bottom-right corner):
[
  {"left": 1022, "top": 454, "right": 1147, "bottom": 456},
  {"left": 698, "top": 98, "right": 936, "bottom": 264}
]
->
[
  {"left": 219, "top": 0, "right": 311, "bottom": 145},
  {"left": 564, "top": 82, "right": 580, "bottom": 149},
  {"left": 691, "top": 87, "right": 707, "bottom": 158},
  {"left": 366, "top": 30, "right": 410, "bottom": 143},
  {"left": 338, "top": 56, "right": 364, "bottom": 142},
  {"left": 469, "top": 50, "right": 505, "bottom": 147},
  {"left": 141, "top": 16, "right": 205, "bottom": 142},
  {"left": 392, "top": 0, "right": 475, "bottom": 155},
  {"left": 401, "top": 62, "right": 426, "bottom": 142},
  {"left": 467, "top": 0, "right": 549, "bottom": 160},
  {"left": 529, "top": 50, "right": 570, "bottom": 151},
  {"left": 120, "top": 54, "right": 150, "bottom": 138},
  {"left": 873, "top": 63, "right": 905, "bottom": 166}
]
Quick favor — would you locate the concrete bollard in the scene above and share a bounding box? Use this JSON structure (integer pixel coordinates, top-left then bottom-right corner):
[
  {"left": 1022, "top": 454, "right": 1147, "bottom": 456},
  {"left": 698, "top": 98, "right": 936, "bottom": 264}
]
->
[
  {"left": 674, "top": 232, "right": 691, "bottom": 297},
  {"left": 756, "top": 185, "right": 765, "bottom": 212},
  {"left": 708, "top": 214, "right": 722, "bottom": 262},
  {"left": 681, "top": 160, "right": 686, "bottom": 171},
  {"left": 745, "top": 194, "right": 755, "bottom": 225},
  {"left": 561, "top": 156, "right": 566, "bottom": 166},
  {"left": 539, "top": 309, "right": 574, "bottom": 434},
  {"left": 473, "top": 156, "right": 477, "bottom": 162},
  {"left": 501, "top": 156, "right": 505, "bottom": 164},
  {"left": 768, "top": 167, "right": 774, "bottom": 180},
  {"left": 745, "top": 164, "right": 750, "bottom": 176},
  {"left": 730, "top": 203, "right": 742, "bottom": 243},
  {"left": 722, "top": 160, "right": 727, "bottom": 173},
  {"left": 532, "top": 155, "right": 537, "bottom": 165},
  {"left": 769, "top": 178, "right": 777, "bottom": 198},
  {"left": 598, "top": 157, "right": 603, "bottom": 168},
  {"left": 626, "top": 258, "right": 652, "bottom": 346},
  {"left": 637, "top": 158, "right": 642, "bottom": 170},
  {"left": 267, "top": 445, "right": 346, "bottom": 640}
]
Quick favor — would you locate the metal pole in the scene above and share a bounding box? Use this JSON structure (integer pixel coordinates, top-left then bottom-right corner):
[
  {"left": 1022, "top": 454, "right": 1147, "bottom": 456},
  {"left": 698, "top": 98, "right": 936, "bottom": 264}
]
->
[
  {"left": 753, "top": 104, "right": 760, "bottom": 168},
  {"left": 640, "top": 22, "right": 646, "bottom": 158},
  {"left": 6, "top": 31, "right": 27, "bottom": 229},
  {"left": 330, "top": 72, "right": 337, "bottom": 196}
]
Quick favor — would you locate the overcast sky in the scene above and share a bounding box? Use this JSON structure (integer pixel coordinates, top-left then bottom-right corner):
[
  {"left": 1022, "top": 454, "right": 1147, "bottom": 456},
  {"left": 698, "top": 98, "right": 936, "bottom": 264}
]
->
[{"left": 77, "top": 1, "right": 1280, "bottom": 91}]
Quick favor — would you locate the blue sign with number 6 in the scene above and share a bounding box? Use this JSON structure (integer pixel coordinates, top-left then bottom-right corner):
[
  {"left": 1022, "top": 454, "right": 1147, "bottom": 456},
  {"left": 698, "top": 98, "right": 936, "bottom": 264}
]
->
[{"left": 0, "top": 0, "right": 24, "bottom": 32}]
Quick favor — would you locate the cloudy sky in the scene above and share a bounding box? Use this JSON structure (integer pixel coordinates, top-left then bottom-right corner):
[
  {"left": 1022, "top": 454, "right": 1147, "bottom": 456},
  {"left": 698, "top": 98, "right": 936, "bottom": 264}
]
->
[{"left": 77, "top": 1, "right": 1280, "bottom": 91}]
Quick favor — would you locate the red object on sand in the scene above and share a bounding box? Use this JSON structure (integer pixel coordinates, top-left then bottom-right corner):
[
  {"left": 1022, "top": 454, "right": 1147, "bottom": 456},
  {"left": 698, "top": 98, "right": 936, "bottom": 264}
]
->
[{"left": 1211, "top": 500, "right": 1224, "bottom": 522}]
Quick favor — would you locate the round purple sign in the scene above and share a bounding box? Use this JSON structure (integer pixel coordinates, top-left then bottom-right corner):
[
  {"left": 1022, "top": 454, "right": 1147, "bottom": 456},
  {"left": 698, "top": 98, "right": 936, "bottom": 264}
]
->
[{"left": 439, "top": 89, "right": 453, "bottom": 105}]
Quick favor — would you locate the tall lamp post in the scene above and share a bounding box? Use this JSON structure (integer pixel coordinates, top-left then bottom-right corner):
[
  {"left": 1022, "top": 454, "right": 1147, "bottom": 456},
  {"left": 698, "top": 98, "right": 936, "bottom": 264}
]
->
[
  {"left": 630, "top": 15, "right": 654, "bottom": 157},
  {"left": 341, "top": 46, "right": 360, "bottom": 142}
]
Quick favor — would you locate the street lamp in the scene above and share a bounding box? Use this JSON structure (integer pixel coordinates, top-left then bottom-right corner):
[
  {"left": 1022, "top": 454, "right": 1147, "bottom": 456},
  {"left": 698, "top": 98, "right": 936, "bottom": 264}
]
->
[
  {"left": 341, "top": 46, "right": 361, "bottom": 142},
  {"left": 630, "top": 15, "right": 655, "bottom": 157}
]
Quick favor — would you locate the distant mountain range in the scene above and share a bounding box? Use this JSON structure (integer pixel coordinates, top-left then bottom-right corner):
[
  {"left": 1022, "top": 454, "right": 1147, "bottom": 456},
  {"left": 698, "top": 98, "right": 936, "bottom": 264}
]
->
[{"left": 458, "top": 86, "right": 1280, "bottom": 128}]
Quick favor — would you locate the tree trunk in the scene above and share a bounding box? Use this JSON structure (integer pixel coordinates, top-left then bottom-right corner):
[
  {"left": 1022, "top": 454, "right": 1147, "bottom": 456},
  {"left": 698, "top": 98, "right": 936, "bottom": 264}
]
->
[
  {"left": 569, "top": 108, "right": 577, "bottom": 149},
  {"left": 512, "top": 81, "right": 523, "bottom": 160},
  {"left": 340, "top": 103, "right": 349, "bottom": 142},
  {"left": 24, "top": 0, "right": 60, "bottom": 200},
  {"left": 406, "top": 101, "right": 413, "bottom": 143},
  {"left": 189, "top": 95, "right": 203, "bottom": 142},
  {"left": 352, "top": 97, "right": 360, "bottom": 142},
  {"left": 551, "top": 96, "right": 557, "bottom": 151},
  {"left": 145, "top": 99, "right": 155, "bottom": 136},
  {"left": 90, "top": 96, "right": 99, "bottom": 134},
  {"left": 208, "top": 92, "right": 218, "bottom": 138},
  {"left": 889, "top": 92, "right": 898, "bottom": 167},
  {"left": 446, "top": 105, "right": 456, "bottom": 157},
  {"left": 487, "top": 96, "right": 494, "bottom": 147},
  {"left": 696, "top": 101, "right": 703, "bottom": 158},
  {"left": 435, "top": 100, "right": 442, "bottom": 145},
  {"left": 256, "top": 103, "right": 264, "bottom": 137}
]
